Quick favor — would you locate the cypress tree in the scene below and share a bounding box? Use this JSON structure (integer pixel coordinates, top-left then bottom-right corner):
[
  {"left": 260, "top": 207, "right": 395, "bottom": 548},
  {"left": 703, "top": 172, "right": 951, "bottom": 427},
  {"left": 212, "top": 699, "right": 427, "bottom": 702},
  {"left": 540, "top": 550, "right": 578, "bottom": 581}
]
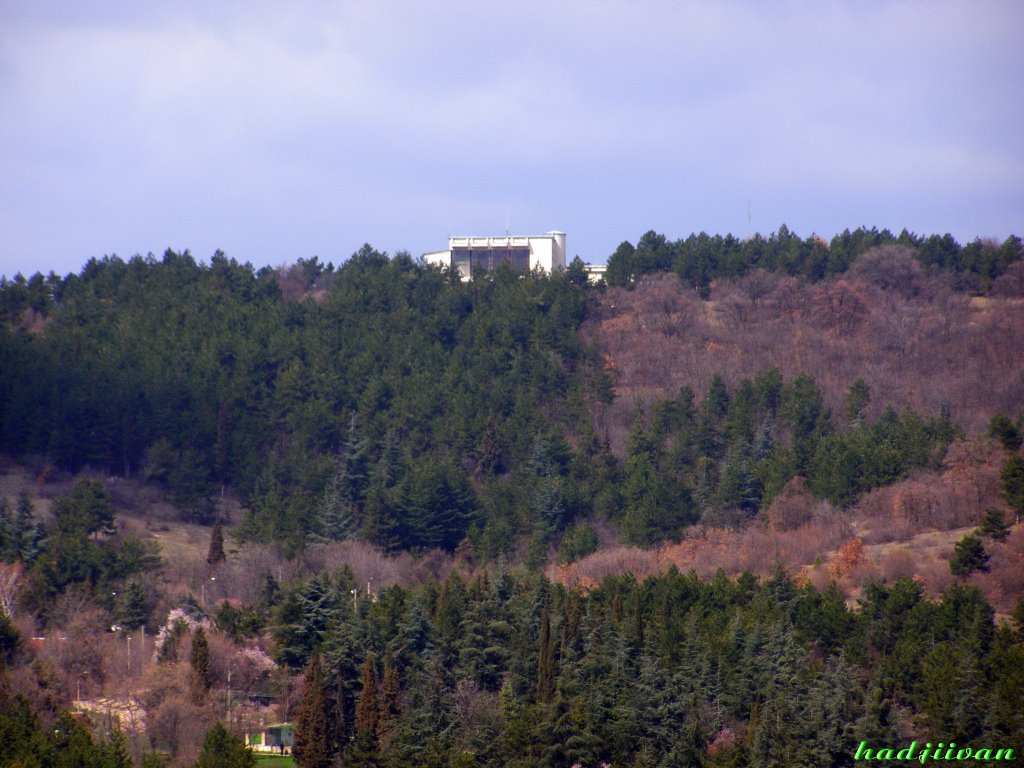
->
[
  {"left": 349, "top": 653, "right": 381, "bottom": 767},
  {"left": 379, "top": 656, "right": 401, "bottom": 739},
  {"left": 190, "top": 626, "right": 212, "bottom": 702},
  {"left": 293, "top": 651, "right": 332, "bottom": 768},
  {"left": 355, "top": 653, "right": 379, "bottom": 736},
  {"left": 207, "top": 522, "right": 226, "bottom": 567}
]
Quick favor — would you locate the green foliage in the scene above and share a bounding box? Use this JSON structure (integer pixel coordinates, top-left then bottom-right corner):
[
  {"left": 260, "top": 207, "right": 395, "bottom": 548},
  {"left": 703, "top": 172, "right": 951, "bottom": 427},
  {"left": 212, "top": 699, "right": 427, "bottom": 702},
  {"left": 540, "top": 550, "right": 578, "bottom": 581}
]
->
[
  {"left": 0, "top": 491, "right": 44, "bottom": 563},
  {"left": 1000, "top": 454, "right": 1024, "bottom": 521},
  {"left": 988, "top": 412, "right": 1023, "bottom": 451},
  {"left": 293, "top": 651, "right": 331, "bottom": 768},
  {"left": 557, "top": 521, "right": 598, "bottom": 564},
  {"left": 194, "top": 722, "right": 256, "bottom": 768},
  {"left": 52, "top": 479, "right": 116, "bottom": 538},
  {"left": 603, "top": 226, "right": 1022, "bottom": 292},
  {"left": 115, "top": 579, "right": 153, "bottom": 631},
  {"left": 3, "top": 566, "right": 1022, "bottom": 766},
  {"left": 190, "top": 626, "right": 212, "bottom": 700},
  {"left": 977, "top": 507, "right": 1011, "bottom": 541},
  {"left": 1, "top": 251, "right": 601, "bottom": 559},
  {"left": 808, "top": 407, "right": 958, "bottom": 507},
  {"left": 949, "top": 534, "right": 990, "bottom": 576}
]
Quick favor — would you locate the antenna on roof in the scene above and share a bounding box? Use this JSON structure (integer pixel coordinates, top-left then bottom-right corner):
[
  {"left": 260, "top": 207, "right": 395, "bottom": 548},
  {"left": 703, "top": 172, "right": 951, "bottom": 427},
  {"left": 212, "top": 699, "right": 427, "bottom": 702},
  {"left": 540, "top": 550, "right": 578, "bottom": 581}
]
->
[{"left": 505, "top": 211, "right": 510, "bottom": 237}]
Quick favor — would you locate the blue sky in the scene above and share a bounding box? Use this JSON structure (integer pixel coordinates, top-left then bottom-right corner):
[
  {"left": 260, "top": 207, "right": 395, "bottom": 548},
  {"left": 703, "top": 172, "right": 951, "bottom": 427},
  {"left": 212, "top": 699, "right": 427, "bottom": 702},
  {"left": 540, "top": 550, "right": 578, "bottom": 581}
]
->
[{"left": 2, "top": 0, "right": 1022, "bottom": 278}]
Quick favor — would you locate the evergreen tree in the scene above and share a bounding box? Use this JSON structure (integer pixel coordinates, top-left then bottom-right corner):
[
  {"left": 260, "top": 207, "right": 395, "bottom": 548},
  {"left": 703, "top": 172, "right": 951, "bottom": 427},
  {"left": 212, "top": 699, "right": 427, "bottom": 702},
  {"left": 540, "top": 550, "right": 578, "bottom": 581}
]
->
[
  {"left": 999, "top": 454, "right": 1024, "bottom": 524},
  {"left": 9, "top": 493, "right": 43, "bottom": 561},
  {"left": 949, "top": 534, "right": 989, "bottom": 576},
  {"left": 988, "top": 412, "right": 1023, "bottom": 451},
  {"left": 100, "top": 727, "right": 133, "bottom": 768},
  {"left": 349, "top": 653, "right": 381, "bottom": 767},
  {"left": 190, "top": 626, "right": 212, "bottom": 702},
  {"left": 0, "top": 611, "right": 21, "bottom": 668},
  {"left": 52, "top": 478, "right": 116, "bottom": 538},
  {"left": 293, "top": 651, "right": 332, "bottom": 768},
  {"left": 379, "top": 656, "right": 401, "bottom": 742},
  {"left": 314, "top": 462, "right": 357, "bottom": 543},
  {"left": 116, "top": 579, "right": 151, "bottom": 631},
  {"left": 537, "top": 606, "right": 556, "bottom": 704},
  {"left": 207, "top": 522, "right": 226, "bottom": 567},
  {"left": 193, "top": 722, "right": 256, "bottom": 768},
  {"left": 977, "top": 507, "right": 1011, "bottom": 541}
]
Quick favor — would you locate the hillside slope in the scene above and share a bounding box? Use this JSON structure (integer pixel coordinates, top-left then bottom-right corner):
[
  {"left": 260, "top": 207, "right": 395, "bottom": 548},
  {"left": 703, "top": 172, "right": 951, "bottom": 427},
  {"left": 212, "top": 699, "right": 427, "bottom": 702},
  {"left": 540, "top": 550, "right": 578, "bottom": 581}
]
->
[{"left": 586, "top": 255, "right": 1023, "bottom": 452}]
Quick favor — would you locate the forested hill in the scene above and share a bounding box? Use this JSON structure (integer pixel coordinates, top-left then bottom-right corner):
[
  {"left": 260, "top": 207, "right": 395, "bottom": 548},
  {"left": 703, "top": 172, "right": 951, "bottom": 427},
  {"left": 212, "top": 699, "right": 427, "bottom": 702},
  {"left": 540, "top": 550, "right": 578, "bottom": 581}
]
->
[
  {"left": 1, "top": 228, "right": 1022, "bottom": 562},
  {"left": 0, "top": 249, "right": 604, "bottom": 555}
]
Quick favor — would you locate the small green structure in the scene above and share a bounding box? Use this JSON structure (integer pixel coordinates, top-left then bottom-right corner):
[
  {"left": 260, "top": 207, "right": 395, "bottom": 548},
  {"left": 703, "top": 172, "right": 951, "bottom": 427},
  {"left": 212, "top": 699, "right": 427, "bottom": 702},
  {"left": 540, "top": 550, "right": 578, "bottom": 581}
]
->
[{"left": 247, "top": 722, "right": 294, "bottom": 754}]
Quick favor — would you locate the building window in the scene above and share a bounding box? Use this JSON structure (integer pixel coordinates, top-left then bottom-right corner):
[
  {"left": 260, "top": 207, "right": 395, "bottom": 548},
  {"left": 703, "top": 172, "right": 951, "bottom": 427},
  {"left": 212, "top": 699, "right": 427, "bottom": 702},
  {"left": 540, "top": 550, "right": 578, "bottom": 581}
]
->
[{"left": 452, "top": 247, "right": 530, "bottom": 275}]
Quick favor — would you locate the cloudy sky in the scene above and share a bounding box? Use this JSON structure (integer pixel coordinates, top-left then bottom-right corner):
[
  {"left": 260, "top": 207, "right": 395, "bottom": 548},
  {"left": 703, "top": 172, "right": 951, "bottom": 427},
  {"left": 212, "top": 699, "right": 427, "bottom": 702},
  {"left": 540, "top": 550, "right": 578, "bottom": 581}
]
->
[{"left": 2, "top": 1, "right": 1022, "bottom": 278}]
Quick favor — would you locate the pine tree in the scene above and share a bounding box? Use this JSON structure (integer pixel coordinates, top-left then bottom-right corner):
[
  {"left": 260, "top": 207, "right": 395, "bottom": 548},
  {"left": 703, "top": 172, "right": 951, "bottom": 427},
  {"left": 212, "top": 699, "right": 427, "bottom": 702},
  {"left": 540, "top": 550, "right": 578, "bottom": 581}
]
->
[
  {"left": 949, "top": 534, "right": 990, "bottom": 576},
  {"left": 314, "top": 466, "right": 357, "bottom": 543},
  {"left": 988, "top": 412, "right": 1023, "bottom": 451},
  {"left": 293, "top": 651, "right": 332, "bottom": 768},
  {"left": 977, "top": 507, "right": 1011, "bottom": 541},
  {"left": 3, "top": 492, "right": 43, "bottom": 562},
  {"left": 1000, "top": 454, "right": 1024, "bottom": 525},
  {"left": 193, "top": 722, "right": 255, "bottom": 768},
  {"left": 116, "top": 579, "right": 151, "bottom": 631},
  {"left": 190, "top": 626, "right": 212, "bottom": 702},
  {"left": 207, "top": 522, "right": 226, "bottom": 567},
  {"left": 100, "top": 727, "right": 133, "bottom": 768},
  {"left": 537, "top": 607, "right": 556, "bottom": 704}
]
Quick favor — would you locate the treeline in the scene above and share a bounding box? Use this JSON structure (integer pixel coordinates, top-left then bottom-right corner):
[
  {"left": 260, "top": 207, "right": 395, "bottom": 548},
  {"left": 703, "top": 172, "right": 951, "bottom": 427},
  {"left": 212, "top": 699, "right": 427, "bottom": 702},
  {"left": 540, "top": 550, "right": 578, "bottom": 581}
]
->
[
  {"left": 0, "top": 247, "right": 970, "bottom": 559},
  {"left": 612, "top": 373, "right": 959, "bottom": 545},
  {"left": 605, "top": 226, "right": 1024, "bottom": 295},
  {"left": 6, "top": 564, "right": 1022, "bottom": 767}
]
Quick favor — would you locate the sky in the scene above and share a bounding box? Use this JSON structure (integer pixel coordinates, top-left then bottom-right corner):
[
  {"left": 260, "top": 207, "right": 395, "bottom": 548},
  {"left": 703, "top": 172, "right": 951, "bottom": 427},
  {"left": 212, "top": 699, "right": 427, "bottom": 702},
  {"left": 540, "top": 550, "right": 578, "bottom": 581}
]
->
[{"left": 2, "top": 0, "right": 1023, "bottom": 278}]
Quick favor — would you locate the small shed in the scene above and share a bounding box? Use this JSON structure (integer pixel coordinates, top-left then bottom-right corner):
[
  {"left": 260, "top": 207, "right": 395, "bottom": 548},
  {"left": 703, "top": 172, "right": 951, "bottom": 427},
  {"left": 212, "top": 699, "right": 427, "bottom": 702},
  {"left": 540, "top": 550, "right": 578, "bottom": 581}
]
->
[{"left": 247, "top": 722, "right": 294, "bottom": 754}]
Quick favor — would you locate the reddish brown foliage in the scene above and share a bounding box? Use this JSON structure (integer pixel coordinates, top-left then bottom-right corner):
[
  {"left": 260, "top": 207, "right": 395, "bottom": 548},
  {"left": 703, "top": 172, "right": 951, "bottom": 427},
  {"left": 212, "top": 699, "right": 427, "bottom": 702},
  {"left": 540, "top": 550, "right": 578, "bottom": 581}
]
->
[
  {"left": 585, "top": 265, "right": 1024, "bottom": 453},
  {"left": 855, "top": 438, "right": 1008, "bottom": 543},
  {"left": 765, "top": 476, "right": 817, "bottom": 531},
  {"left": 828, "top": 538, "right": 866, "bottom": 580}
]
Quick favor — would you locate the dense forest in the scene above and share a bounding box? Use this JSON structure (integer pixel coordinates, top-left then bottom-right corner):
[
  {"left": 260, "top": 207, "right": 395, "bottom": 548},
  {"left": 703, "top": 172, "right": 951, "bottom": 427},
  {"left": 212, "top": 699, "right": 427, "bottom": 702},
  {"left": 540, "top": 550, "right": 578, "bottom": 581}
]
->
[{"left": 1, "top": 225, "right": 1023, "bottom": 766}]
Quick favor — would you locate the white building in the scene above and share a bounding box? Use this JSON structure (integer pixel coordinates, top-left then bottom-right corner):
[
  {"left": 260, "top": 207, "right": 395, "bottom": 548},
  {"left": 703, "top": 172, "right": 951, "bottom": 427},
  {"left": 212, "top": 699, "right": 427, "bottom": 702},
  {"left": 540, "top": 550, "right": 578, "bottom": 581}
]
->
[{"left": 424, "top": 231, "right": 567, "bottom": 280}]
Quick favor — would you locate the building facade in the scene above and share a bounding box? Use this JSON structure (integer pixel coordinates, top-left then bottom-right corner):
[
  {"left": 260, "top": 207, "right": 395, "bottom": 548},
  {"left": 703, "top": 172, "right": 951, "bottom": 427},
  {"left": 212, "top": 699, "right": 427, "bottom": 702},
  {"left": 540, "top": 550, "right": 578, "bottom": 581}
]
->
[{"left": 424, "top": 231, "right": 567, "bottom": 280}]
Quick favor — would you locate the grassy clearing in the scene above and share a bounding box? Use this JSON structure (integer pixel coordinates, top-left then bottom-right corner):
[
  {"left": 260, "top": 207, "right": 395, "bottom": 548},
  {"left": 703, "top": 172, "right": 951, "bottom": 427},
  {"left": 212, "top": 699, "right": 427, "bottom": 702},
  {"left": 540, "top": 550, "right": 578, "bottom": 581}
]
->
[{"left": 253, "top": 754, "right": 294, "bottom": 767}]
